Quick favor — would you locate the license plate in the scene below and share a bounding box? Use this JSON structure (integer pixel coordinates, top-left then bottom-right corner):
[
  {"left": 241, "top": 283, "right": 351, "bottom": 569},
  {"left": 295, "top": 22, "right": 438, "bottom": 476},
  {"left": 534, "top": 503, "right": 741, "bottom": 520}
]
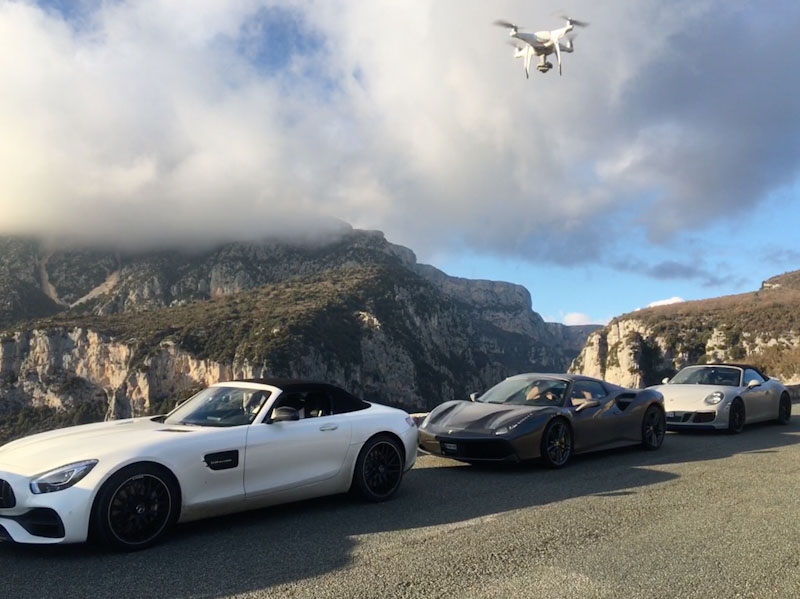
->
[{"left": 441, "top": 442, "right": 458, "bottom": 453}]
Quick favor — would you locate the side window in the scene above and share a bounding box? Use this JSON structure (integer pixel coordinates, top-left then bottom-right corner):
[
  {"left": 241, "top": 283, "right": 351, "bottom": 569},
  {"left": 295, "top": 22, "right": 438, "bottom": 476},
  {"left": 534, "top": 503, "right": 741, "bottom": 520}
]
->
[
  {"left": 272, "top": 389, "right": 332, "bottom": 419},
  {"left": 569, "top": 381, "right": 607, "bottom": 407},
  {"left": 744, "top": 369, "right": 765, "bottom": 385}
]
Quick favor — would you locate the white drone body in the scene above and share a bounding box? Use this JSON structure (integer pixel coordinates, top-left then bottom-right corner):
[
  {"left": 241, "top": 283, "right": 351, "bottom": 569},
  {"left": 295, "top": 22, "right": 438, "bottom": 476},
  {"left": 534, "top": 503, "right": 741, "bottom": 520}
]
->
[{"left": 496, "top": 16, "right": 588, "bottom": 78}]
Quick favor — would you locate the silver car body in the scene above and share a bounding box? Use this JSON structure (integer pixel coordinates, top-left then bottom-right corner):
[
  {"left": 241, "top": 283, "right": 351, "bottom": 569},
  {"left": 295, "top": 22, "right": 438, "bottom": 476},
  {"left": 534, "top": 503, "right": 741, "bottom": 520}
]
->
[{"left": 650, "top": 364, "right": 789, "bottom": 430}]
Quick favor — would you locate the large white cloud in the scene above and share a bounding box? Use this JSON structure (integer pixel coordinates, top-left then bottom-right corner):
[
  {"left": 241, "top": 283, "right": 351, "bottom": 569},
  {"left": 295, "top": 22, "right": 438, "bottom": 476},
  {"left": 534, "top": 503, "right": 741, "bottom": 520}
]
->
[{"left": 1, "top": 1, "right": 798, "bottom": 263}]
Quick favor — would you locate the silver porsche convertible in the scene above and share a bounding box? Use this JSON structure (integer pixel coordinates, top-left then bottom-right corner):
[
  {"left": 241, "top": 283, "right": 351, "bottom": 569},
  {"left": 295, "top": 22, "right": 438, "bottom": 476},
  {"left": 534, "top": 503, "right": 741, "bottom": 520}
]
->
[{"left": 650, "top": 363, "right": 792, "bottom": 433}]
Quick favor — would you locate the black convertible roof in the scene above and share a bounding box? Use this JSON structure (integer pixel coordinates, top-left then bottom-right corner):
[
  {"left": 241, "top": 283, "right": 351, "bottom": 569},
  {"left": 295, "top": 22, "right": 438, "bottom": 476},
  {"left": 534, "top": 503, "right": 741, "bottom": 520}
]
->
[
  {"left": 233, "top": 378, "right": 344, "bottom": 390},
  {"left": 689, "top": 363, "right": 757, "bottom": 371}
]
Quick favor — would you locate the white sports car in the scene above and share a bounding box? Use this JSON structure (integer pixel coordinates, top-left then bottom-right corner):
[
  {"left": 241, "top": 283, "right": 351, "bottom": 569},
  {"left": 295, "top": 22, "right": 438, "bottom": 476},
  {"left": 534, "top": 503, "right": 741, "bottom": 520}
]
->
[
  {"left": 650, "top": 363, "right": 792, "bottom": 433},
  {"left": 0, "top": 379, "right": 418, "bottom": 550}
]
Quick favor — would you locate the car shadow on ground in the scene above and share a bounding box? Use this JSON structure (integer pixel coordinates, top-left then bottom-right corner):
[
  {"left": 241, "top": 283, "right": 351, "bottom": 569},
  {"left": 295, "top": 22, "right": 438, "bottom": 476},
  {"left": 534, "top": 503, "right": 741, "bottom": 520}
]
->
[{"left": 1, "top": 418, "right": 798, "bottom": 599}]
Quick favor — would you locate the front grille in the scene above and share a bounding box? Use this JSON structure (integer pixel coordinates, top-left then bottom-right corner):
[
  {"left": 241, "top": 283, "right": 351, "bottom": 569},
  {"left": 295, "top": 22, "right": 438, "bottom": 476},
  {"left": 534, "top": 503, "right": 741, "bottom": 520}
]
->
[
  {"left": 0, "top": 480, "right": 15, "bottom": 509},
  {"left": 440, "top": 438, "right": 515, "bottom": 460},
  {"left": 666, "top": 413, "right": 693, "bottom": 423},
  {"left": 693, "top": 412, "right": 716, "bottom": 423}
]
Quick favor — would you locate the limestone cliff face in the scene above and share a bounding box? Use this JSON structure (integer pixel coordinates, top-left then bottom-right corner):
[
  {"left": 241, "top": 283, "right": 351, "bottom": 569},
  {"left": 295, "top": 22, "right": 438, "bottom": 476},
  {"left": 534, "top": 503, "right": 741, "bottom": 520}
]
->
[
  {"left": 0, "top": 230, "right": 601, "bottom": 441},
  {"left": 569, "top": 320, "right": 672, "bottom": 388},
  {"left": 571, "top": 308, "right": 800, "bottom": 388}
]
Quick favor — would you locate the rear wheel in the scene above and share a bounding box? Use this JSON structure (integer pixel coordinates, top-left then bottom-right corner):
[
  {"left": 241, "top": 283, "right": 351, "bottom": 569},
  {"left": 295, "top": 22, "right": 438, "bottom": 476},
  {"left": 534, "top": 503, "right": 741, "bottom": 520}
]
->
[
  {"left": 352, "top": 435, "right": 405, "bottom": 502},
  {"left": 91, "top": 463, "right": 179, "bottom": 551},
  {"left": 727, "top": 399, "right": 745, "bottom": 434},
  {"left": 777, "top": 393, "right": 792, "bottom": 425},
  {"left": 641, "top": 405, "right": 666, "bottom": 450},
  {"left": 540, "top": 418, "right": 572, "bottom": 469}
]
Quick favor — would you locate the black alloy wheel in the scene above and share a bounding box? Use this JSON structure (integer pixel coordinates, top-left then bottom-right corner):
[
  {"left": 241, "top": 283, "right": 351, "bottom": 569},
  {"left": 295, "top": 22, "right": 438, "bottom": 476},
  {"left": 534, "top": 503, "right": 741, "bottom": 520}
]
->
[
  {"left": 641, "top": 405, "right": 666, "bottom": 450},
  {"left": 92, "top": 463, "right": 178, "bottom": 551},
  {"left": 777, "top": 393, "right": 792, "bottom": 425},
  {"left": 727, "top": 399, "right": 745, "bottom": 434},
  {"left": 541, "top": 419, "right": 572, "bottom": 468},
  {"left": 353, "top": 435, "right": 404, "bottom": 502}
]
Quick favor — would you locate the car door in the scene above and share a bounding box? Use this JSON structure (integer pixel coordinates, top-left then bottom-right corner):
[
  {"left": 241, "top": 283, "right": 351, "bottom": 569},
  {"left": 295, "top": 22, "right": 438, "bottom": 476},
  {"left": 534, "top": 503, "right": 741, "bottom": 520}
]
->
[
  {"left": 569, "top": 380, "right": 617, "bottom": 452},
  {"left": 741, "top": 368, "right": 770, "bottom": 422},
  {"left": 244, "top": 387, "right": 352, "bottom": 497}
]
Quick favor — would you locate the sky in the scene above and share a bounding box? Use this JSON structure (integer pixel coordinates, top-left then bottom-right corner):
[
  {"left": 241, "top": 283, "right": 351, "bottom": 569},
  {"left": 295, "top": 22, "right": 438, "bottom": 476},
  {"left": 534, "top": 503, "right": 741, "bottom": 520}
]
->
[{"left": 1, "top": 1, "right": 800, "bottom": 324}]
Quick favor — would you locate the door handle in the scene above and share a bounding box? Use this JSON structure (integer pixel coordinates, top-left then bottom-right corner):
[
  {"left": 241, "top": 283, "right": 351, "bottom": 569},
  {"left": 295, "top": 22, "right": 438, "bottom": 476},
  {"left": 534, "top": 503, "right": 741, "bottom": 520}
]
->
[{"left": 319, "top": 423, "right": 338, "bottom": 431}]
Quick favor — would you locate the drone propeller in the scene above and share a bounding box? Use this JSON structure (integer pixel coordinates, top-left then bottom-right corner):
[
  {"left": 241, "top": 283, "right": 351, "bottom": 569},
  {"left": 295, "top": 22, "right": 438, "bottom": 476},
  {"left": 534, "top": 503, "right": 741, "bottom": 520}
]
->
[
  {"left": 554, "top": 13, "right": 589, "bottom": 27},
  {"left": 494, "top": 19, "right": 521, "bottom": 32}
]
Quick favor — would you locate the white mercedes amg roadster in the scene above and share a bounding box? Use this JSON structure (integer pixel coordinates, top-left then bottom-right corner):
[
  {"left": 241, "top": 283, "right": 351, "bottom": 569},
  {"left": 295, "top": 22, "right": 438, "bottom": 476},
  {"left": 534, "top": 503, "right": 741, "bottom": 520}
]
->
[
  {"left": 650, "top": 364, "right": 792, "bottom": 433},
  {"left": 0, "top": 379, "right": 418, "bottom": 550}
]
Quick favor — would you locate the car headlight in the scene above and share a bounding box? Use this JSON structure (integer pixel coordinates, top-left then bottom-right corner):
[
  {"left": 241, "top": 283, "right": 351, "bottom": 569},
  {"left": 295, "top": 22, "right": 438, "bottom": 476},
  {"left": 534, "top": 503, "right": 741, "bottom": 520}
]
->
[
  {"left": 495, "top": 413, "right": 537, "bottom": 435},
  {"left": 30, "top": 460, "right": 98, "bottom": 494},
  {"left": 704, "top": 391, "right": 725, "bottom": 405}
]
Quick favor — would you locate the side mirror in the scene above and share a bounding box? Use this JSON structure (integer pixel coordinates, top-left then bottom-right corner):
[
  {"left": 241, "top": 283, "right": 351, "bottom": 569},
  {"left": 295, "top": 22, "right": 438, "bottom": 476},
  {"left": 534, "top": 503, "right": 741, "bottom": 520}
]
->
[
  {"left": 469, "top": 392, "right": 480, "bottom": 402},
  {"left": 662, "top": 377, "right": 670, "bottom": 385},
  {"left": 268, "top": 406, "right": 299, "bottom": 423},
  {"left": 576, "top": 400, "right": 600, "bottom": 412},
  {"left": 747, "top": 379, "right": 761, "bottom": 389}
]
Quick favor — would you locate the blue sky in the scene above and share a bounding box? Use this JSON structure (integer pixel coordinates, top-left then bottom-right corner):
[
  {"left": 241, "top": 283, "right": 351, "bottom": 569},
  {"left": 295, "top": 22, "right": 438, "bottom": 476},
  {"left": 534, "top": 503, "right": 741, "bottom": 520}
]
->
[{"left": 2, "top": 1, "right": 800, "bottom": 324}]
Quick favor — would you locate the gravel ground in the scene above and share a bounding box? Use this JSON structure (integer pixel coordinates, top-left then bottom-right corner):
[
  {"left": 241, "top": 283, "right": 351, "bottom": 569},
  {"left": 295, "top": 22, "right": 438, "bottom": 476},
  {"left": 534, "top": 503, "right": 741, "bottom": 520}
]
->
[{"left": 1, "top": 407, "right": 799, "bottom": 599}]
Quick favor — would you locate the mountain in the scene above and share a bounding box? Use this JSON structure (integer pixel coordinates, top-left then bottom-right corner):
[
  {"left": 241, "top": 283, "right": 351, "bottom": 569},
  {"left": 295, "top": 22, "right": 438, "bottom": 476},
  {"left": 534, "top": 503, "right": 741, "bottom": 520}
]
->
[
  {"left": 570, "top": 271, "right": 800, "bottom": 387},
  {"left": 0, "top": 227, "right": 598, "bottom": 443}
]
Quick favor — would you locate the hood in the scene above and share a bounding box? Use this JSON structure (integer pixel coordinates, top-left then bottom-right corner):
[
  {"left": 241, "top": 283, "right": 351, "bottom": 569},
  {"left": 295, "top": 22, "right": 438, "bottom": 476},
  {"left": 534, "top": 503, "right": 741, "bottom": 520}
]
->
[
  {"left": 0, "top": 418, "right": 194, "bottom": 475},
  {"left": 425, "top": 401, "right": 548, "bottom": 434},
  {"left": 650, "top": 384, "right": 738, "bottom": 411}
]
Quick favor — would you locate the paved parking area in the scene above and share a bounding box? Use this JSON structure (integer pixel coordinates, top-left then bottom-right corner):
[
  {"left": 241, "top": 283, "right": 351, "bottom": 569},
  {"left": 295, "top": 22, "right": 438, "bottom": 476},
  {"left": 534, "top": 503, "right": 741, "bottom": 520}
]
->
[{"left": 2, "top": 408, "right": 799, "bottom": 598}]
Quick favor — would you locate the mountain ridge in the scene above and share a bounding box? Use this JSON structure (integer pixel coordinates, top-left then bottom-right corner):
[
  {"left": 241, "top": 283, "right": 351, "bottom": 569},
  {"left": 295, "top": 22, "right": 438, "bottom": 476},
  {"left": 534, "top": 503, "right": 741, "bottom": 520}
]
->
[{"left": 0, "top": 228, "right": 599, "bottom": 443}]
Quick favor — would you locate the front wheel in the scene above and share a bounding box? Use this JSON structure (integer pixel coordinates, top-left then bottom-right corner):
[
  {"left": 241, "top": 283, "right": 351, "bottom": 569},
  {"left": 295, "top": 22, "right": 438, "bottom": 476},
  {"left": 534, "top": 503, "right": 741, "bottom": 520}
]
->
[
  {"left": 90, "top": 463, "right": 179, "bottom": 551},
  {"left": 352, "top": 435, "right": 405, "bottom": 502},
  {"left": 727, "top": 399, "right": 745, "bottom": 434},
  {"left": 777, "top": 393, "right": 792, "bottom": 425},
  {"left": 641, "top": 405, "right": 666, "bottom": 450},
  {"left": 540, "top": 418, "right": 573, "bottom": 469}
]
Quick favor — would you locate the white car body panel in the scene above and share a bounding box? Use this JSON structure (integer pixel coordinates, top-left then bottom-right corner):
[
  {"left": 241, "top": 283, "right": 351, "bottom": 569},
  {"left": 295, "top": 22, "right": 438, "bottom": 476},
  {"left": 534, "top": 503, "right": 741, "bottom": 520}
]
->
[{"left": 0, "top": 382, "right": 417, "bottom": 545}]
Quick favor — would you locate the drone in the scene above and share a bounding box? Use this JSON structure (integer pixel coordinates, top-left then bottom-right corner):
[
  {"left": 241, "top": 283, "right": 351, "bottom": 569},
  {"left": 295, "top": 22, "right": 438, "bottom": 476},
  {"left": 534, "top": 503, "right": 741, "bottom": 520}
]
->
[{"left": 495, "top": 15, "right": 589, "bottom": 78}]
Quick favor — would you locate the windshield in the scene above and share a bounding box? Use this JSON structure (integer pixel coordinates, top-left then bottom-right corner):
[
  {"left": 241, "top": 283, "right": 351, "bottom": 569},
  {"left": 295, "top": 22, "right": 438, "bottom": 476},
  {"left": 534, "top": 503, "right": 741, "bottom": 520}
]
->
[
  {"left": 670, "top": 366, "right": 742, "bottom": 386},
  {"left": 164, "top": 386, "right": 271, "bottom": 427},
  {"left": 477, "top": 377, "right": 569, "bottom": 407}
]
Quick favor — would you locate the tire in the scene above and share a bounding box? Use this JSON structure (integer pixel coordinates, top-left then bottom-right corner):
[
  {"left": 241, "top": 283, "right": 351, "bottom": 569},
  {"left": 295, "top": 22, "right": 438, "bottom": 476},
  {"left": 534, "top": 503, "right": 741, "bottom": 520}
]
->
[
  {"left": 641, "top": 405, "right": 666, "bottom": 450},
  {"left": 90, "top": 463, "right": 179, "bottom": 551},
  {"left": 777, "top": 393, "right": 792, "bottom": 425},
  {"left": 352, "top": 434, "right": 405, "bottom": 502},
  {"left": 727, "top": 399, "right": 745, "bottom": 434},
  {"left": 540, "top": 418, "right": 573, "bottom": 469}
]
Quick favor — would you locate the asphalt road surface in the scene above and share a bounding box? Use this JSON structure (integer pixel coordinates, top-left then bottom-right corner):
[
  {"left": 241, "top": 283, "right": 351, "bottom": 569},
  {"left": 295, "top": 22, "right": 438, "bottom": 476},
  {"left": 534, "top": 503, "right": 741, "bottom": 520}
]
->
[{"left": 2, "top": 408, "right": 800, "bottom": 599}]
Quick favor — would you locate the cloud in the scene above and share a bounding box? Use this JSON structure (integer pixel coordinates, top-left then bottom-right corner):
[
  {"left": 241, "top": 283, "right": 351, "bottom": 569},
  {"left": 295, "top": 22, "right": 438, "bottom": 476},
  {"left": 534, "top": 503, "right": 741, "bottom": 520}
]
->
[
  {"left": 563, "top": 312, "right": 596, "bottom": 326},
  {"left": 647, "top": 296, "right": 684, "bottom": 308},
  {"left": 1, "top": 0, "right": 799, "bottom": 267},
  {"left": 611, "top": 258, "right": 740, "bottom": 288}
]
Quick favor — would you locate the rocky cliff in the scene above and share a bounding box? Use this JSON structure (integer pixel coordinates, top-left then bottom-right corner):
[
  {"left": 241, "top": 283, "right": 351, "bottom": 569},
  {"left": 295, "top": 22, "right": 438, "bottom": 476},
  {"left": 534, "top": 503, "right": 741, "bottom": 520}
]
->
[
  {"left": 0, "top": 231, "right": 596, "bottom": 442},
  {"left": 570, "top": 271, "right": 800, "bottom": 387}
]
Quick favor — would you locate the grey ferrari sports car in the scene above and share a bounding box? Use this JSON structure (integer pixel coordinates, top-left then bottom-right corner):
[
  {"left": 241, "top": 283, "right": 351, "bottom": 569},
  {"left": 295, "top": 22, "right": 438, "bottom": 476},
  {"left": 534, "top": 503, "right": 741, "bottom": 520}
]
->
[{"left": 418, "top": 373, "right": 665, "bottom": 468}]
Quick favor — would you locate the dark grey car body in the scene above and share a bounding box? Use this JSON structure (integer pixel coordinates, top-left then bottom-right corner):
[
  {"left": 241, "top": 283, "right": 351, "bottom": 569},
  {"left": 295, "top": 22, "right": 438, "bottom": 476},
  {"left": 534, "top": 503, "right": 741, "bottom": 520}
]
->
[{"left": 418, "top": 373, "right": 665, "bottom": 464}]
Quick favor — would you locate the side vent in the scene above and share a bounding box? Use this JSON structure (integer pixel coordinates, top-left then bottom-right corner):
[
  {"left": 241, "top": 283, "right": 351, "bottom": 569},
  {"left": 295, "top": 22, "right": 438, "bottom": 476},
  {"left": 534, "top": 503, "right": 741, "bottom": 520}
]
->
[
  {"left": 615, "top": 393, "right": 636, "bottom": 411},
  {"left": 204, "top": 450, "right": 239, "bottom": 471}
]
